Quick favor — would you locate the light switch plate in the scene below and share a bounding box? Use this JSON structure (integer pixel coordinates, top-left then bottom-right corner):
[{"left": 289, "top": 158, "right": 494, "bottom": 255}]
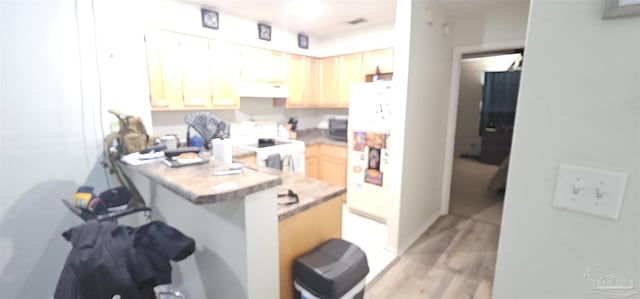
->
[{"left": 553, "top": 164, "right": 628, "bottom": 220}]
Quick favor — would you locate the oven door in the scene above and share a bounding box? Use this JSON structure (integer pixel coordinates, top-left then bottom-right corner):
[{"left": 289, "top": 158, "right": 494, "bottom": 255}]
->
[{"left": 251, "top": 141, "right": 306, "bottom": 174}]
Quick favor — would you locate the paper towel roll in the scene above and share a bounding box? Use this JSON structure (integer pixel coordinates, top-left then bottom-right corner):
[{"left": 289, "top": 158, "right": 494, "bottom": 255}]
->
[{"left": 211, "top": 138, "right": 232, "bottom": 164}]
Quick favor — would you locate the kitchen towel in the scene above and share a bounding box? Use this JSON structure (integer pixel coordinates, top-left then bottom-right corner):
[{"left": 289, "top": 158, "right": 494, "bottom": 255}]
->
[{"left": 266, "top": 153, "right": 282, "bottom": 170}]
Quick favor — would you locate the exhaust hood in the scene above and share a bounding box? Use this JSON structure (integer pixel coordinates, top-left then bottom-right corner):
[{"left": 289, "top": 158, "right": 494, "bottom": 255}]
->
[{"left": 237, "top": 81, "right": 290, "bottom": 99}]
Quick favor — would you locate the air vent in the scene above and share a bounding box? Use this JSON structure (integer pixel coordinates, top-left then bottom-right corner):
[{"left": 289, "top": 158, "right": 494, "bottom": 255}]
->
[{"left": 347, "top": 18, "right": 367, "bottom": 25}]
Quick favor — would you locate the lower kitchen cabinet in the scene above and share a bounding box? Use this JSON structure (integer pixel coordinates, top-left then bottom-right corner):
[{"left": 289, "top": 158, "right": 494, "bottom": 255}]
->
[
  {"left": 305, "top": 144, "right": 347, "bottom": 187},
  {"left": 305, "top": 144, "right": 320, "bottom": 179},
  {"left": 318, "top": 157, "right": 346, "bottom": 187},
  {"left": 305, "top": 157, "right": 319, "bottom": 180},
  {"left": 235, "top": 154, "right": 256, "bottom": 165},
  {"left": 278, "top": 195, "right": 343, "bottom": 299}
]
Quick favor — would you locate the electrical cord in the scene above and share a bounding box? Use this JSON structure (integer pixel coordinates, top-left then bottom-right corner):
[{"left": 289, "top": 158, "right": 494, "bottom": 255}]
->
[{"left": 89, "top": 0, "right": 111, "bottom": 188}]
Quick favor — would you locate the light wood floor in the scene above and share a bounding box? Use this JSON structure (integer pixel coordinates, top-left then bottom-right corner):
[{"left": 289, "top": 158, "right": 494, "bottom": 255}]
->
[
  {"left": 365, "top": 214, "right": 500, "bottom": 299},
  {"left": 450, "top": 157, "right": 504, "bottom": 226}
]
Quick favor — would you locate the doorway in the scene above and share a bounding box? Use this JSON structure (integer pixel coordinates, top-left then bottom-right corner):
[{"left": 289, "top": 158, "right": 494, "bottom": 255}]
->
[{"left": 445, "top": 47, "right": 524, "bottom": 225}]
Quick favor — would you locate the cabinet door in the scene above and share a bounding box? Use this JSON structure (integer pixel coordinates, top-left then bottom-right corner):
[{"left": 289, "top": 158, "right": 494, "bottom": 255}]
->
[
  {"left": 363, "top": 48, "right": 394, "bottom": 74},
  {"left": 286, "top": 54, "right": 306, "bottom": 107},
  {"left": 210, "top": 41, "right": 240, "bottom": 108},
  {"left": 286, "top": 55, "right": 319, "bottom": 108},
  {"left": 318, "top": 157, "right": 347, "bottom": 187},
  {"left": 144, "top": 31, "right": 183, "bottom": 109},
  {"left": 306, "top": 58, "right": 320, "bottom": 106},
  {"left": 265, "top": 50, "right": 287, "bottom": 84},
  {"left": 180, "top": 36, "right": 211, "bottom": 107},
  {"left": 240, "top": 47, "right": 286, "bottom": 83},
  {"left": 338, "top": 53, "right": 364, "bottom": 107},
  {"left": 320, "top": 57, "right": 340, "bottom": 107},
  {"left": 305, "top": 157, "right": 319, "bottom": 179}
]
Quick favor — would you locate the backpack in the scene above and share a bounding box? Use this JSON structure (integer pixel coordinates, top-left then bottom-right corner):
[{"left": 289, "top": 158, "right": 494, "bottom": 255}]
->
[
  {"left": 104, "top": 110, "right": 153, "bottom": 158},
  {"left": 102, "top": 110, "right": 155, "bottom": 207}
]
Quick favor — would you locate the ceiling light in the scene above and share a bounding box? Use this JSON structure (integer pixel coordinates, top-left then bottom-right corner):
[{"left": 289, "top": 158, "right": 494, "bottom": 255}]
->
[{"left": 289, "top": 0, "right": 326, "bottom": 21}]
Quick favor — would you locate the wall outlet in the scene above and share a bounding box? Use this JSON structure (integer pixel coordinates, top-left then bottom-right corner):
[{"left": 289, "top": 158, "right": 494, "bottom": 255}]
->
[{"left": 552, "top": 164, "right": 628, "bottom": 220}]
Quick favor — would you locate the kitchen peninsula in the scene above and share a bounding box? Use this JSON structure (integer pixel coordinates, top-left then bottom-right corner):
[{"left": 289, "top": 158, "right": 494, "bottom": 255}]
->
[{"left": 124, "top": 150, "right": 345, "bottom": 299}]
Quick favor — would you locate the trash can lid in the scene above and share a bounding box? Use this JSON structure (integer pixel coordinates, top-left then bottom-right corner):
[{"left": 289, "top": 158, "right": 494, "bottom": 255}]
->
[{"left": 293, "top": 238, "right": 369, "bottom": 298}]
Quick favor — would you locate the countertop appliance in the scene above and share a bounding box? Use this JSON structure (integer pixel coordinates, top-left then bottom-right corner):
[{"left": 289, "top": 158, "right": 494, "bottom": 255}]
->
[
  {"left": 328, "top": 118, "right": 348, "bottom": 141},
  {"left": 230, "top": 122, "right": 305, "bottom": 174},
  {"left": 346, "top": 82, "right": 393, "bottom": 223}
]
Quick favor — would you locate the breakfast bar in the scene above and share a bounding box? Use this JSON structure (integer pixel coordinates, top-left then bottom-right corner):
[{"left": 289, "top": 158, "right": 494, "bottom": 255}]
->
[{"left": 124, "top": 151, "right": 346, "bottom": 299}]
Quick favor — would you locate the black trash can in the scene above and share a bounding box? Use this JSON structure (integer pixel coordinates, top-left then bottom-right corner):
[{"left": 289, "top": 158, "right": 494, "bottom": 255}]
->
[{"left": 292, "top": 238, "right": 369, "bottom": 299}]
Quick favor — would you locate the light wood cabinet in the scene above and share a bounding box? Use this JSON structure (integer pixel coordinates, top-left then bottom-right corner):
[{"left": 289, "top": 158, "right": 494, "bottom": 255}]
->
[
  {"left": 278, "top": 195, "right": 342, "bottom": 299},
  {"left": 318, "top": 157, "right": 347, "bottom": 187},
  {"left": 240, "top": 46, "right": 286, "bottom": 84},
  {"left": 209, "top": 41, "right": 240, "bottom": 109},
  {"left": 318, "top": 144, "right": 348, "bottom": 187},
  {"left": 337, "top": 53, "right": 364, "bottom": 107},
  {"left": 363, "top": 48, "right": 394, "bottom": 74},
  {"left": 286, "top": 54, "right": 320, "bottom": 108},
  {"left": 180, "top": 36, "right": 211, "bottom": 107},
  {"left": 145, "top": 31, "right": 183, "bottom": 109},
  {"left": 305, "top": 144, "right": 347, "bottom": 187},
  {"left": 319, "top": 53, "right": 364, "bottom": 108},
  {"left": 145, "top": 32, "right": 242, "bottom": 111},
  {"left": 305, "top": 144, "right": 320, "bottom": 179},
  {"left": 285, "top": 54, "right": 306, "bottom": 107},
  {"left": 144, "top": 30, "right": 392, "bottom": 111},
  {"left": 319, "top": 57, "right": 340, "bottom": 107}
]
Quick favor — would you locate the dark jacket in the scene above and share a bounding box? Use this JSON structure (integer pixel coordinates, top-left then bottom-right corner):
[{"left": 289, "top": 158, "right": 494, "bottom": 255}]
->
[{"left": 54, "top": 221, "right": 195, "bottom": 299}]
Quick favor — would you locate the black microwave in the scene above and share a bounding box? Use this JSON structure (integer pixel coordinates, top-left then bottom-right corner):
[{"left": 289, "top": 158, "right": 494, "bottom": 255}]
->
[{"left": 328, "top": 118, "right": 348, "bottom": 141}]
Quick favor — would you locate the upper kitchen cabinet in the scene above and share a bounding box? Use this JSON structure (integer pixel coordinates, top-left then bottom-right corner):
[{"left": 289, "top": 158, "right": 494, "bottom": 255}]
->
[
  {"left": 240, "top": 46, "right": 286, "bottom": 84},
  {"left": 319, "top": 56, "right": 340, "bottom": 107},
  {"left": 363, "top": 48, "right": 394, "bottom": 74},
  {"left": 286, "top": 54, "right": 320, "bottom": 108},
  {"left": 338, "top": 53, "right": 364, "bottom": 107},
  {"left": 180, "top": 36, "right": 212, "bottom": 108},
  {"left": 209, "top": 41, "right": 241, "bottom": 109},
  {"left": 144, "top": 31, "right": 184, "bottom": 109},
  {"left": 320, "top": 53, "right": 364, "bottom": 108},
  {"left": 144, "top": 31, "right": 242, "bottom": 111}
]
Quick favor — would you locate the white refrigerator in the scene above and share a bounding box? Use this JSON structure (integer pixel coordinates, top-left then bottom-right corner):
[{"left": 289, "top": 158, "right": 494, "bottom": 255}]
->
[{"left": 346, "top": 82, "right": 393, "bottom": 223}]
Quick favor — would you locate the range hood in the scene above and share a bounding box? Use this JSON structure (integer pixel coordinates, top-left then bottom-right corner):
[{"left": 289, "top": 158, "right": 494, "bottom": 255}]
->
[{"left": 237, "top": 81, "right": 290, "bottom": 99}]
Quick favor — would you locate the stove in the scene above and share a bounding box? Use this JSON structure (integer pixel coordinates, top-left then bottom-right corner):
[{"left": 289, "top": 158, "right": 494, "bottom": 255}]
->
[
  {"left": 253, "top": 138, "right": 292, "bottom": 148},
  {"left": 230, "top": 122, "right": 305, "bottom": 174}
]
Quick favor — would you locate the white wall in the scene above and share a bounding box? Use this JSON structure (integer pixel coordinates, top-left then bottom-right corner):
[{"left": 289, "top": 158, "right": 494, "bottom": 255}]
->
[
  {"left": 145, "top": 0, "right": 321, "bottom": 57},
  {"left": 316, "top": 22, "right": 396, "bottom": 57},
  {"left": 387, "top": 0, "right": 453, "bottom": 252},
  {"left": 0, "top": 1, "right": 111, "bottom": 298},
  {"left": 493, "top": 0, "right": 640, "bottom": 298},
  {"left": 452, "top": 2, "right": 530, "bottom": 47},
  {"left": 93, "top": 0, "right": 153, "bottom": 130}
]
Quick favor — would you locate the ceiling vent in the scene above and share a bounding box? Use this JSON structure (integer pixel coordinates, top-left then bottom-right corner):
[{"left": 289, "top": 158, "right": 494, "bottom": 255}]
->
[{"left": 347, "top": 18, "right": 368, "bottom": 25}]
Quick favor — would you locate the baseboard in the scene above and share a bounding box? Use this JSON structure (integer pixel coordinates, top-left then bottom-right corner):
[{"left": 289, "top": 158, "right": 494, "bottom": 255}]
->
[{"left": 395, "top": 213, "right": 440, "bottom": 255}]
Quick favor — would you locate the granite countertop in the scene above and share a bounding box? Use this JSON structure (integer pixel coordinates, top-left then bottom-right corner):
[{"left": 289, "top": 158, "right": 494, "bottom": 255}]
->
[
  {"left": 125, "top": 156, "right": 345, "bottom": 221},
  {"left": 255, "top": 166, "right": 347, "bottom": 220},
  {"left": 296, "top": 129, "right": 348, "bottom": 147},
  {"left": 125, "top": 160, "right": 281, "bottom": 205}
]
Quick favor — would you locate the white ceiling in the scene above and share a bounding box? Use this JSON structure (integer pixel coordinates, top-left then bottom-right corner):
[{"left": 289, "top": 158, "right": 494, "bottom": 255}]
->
[{"left": 180, "top": 0, "right": 529, "bottom": 37}]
